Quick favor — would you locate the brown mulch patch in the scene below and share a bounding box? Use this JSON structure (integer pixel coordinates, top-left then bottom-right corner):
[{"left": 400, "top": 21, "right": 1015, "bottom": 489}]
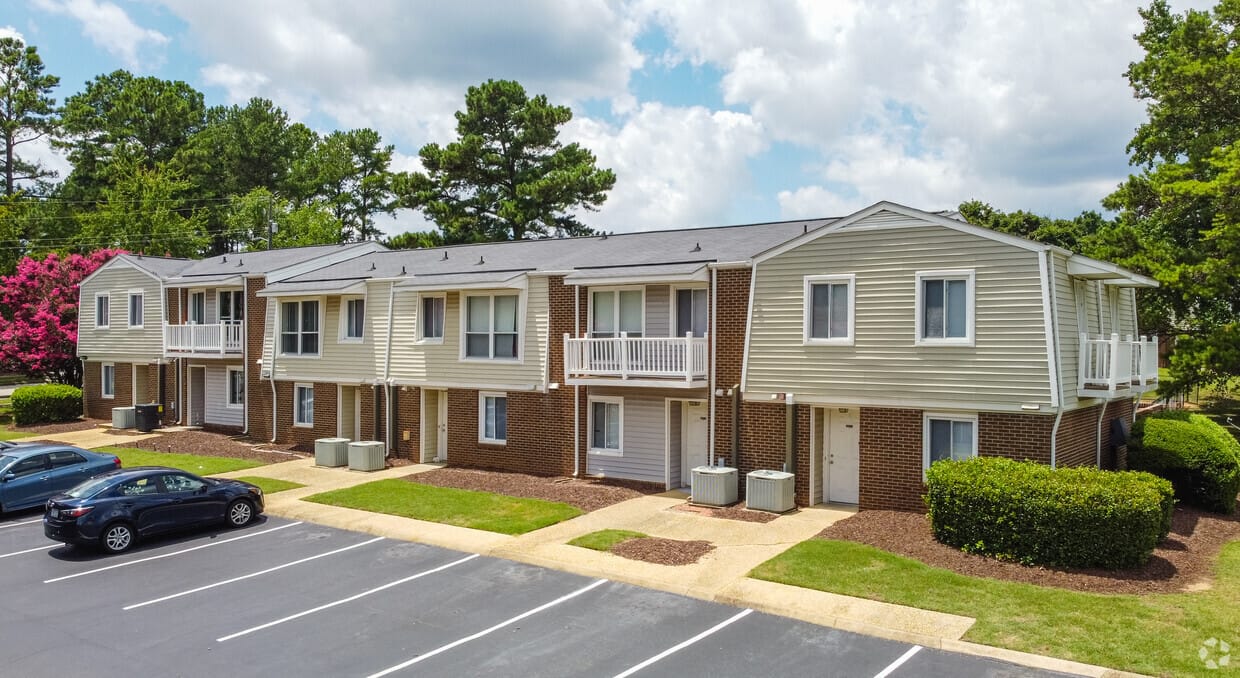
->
[
  {"left": 10, "top": 418, "right": 101, "bottom": 435},
  {"left": 820, "top": 507, "right": 1240, "bottom": 595},
  {"left": 672, "top": 502, "right": 780, "bottom": 523},
  {"left": 406, "top": 468, "right": 661, "bottom": 512},
  {"left": 123, "top": 430, "right": 308, "bottom": 465},
  {"left": 611, "top": 537, "right": 715, "bottom": 566}
]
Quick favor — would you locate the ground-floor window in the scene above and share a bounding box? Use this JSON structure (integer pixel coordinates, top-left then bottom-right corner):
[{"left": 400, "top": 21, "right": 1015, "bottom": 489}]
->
[
  {"left": 101, "top": 363, "right": 115, "bottom": 399},
  {"left": 589, "top": 397, "right": 622, "bottom": 455},
  {"left": 923, "top": 412, "right": 977, "bottom": 473},
  {"left": 227, "top": 367, "right": 244, "bottom": 408},
  {"left": 479, "top": 392, "right": 507, "bottom": 444},
  {"left": 294, "top": 383, "right": 314, "bottom": 427}
]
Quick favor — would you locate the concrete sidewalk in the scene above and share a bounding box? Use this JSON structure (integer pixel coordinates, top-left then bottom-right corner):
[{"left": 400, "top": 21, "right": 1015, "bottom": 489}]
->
[
  {"left": 216, "top": 457, "right": 1140, "bottom": 678},
  {"left": 28, "top": 427, "right": 161, "bottom": 449}
]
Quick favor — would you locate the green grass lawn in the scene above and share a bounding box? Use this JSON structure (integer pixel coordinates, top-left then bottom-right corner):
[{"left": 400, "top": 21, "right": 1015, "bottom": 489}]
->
[
  {"left": 0, "top": 397, "right": 32, "bottom": 441},
  {"left": 304, "top": 479, "right": 583, "bottom": 535},
  {"left": 751, "top": 538, "right": 1240, "bottom": 677},
  {"left": 232, "top": 476, "right": 305, "bottom": 494},
  {"left": 568, "top": 529, "right": 648, "bottom": 551},
  {"left": 99, "top": 446, "right": 264, "bottom": 475}
]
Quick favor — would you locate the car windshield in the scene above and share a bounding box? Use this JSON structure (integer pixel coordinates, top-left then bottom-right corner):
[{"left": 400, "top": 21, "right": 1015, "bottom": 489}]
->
[{"left": 64, "top": 475, "right": 118, "bottom": 499}]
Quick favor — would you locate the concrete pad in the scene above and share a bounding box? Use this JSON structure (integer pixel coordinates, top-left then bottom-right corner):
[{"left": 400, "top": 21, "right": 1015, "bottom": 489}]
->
[{"left": 32, "top": 429, "right": 162, "bottom": 449}]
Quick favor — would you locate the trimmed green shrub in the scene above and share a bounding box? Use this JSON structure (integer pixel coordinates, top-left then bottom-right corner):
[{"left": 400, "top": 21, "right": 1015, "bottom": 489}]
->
[
  {"left": 1130, "top": 411, "right": 1240, "bottom": 514},
  {"left": 926, "top": 457, "right": 1174, "bottom": 569},
  {"left": 10, "top": 384, "right": 83, "bottom": 426}
]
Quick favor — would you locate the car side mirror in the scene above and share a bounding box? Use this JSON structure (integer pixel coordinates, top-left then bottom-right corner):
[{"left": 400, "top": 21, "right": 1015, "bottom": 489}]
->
[{"left": 1, "top": 473, "right": 13, "bottom": 483}]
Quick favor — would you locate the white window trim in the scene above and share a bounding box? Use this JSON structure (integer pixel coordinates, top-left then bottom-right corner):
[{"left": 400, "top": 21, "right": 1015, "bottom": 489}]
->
[
  {"left": 187, "top": 290, "right": 206, "bottom": 324},
  {"left": 478, "top": 391, "right": 507, "bottom": 445},
  {"left": 218, "top": 289, "right": 244, "bottom": 324},
  {"left": 95, "top": 293, "right": 110, "bottom": 329},
  {"left": 922, "top": 412, "right": 979, "bottom": 477},
  {"left": 225, "top": 366, "right": 245, "bottom": 409},
  {"left": 587, "top": 285, "right": 646, "bottom": 337},
  {"left": 127, "top": 290, "right": 145, "bottom": 329},
  {"left": 802, "top": 274, "right": 856, "bottom": 346},
  {"left": 417, "top": 293, "right": 446, "bottom": 344},
  {"left": 459, "top": 292, "right": 523, "bottom": 363},
  {"left": 669, "top": 284, "right": 709, "bottom": 338},
  {"left": 293, "top": 383, "right": 314, "bottom": 427},
  {"left": 101, "top": 362, "right": 115, "bottom": 399},
  {"left": 587, "top": 395, "right": 624, "bottom": 457},
  {"left": 914, "top": 269, "right": 975, "bottom": 347},
  {"left": 338, "top": 296, "right": 365, "bottom": 344},
  {"left": 279, "top": 297, "right": 324, "bottom": 358}
]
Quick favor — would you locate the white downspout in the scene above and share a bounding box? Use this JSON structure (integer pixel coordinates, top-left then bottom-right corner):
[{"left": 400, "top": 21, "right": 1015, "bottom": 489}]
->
[
  {"left": 1096, "top": 399, "right": 1108, "bottom": 467},
  {"left": 269, "top": 296, "right": 278, "bottom": 444},
  {"left": 242, "top": 279, "right": 249, "bottom": 435},
  {"left": 708, "top": 267, "right": 717, "bottom": 466},
  {"left": 572, "top": 284, "right": 580, "bottom": 477},
  {"left": 383, "top": 282, "right": 396, "bottom": 455},
  {"left": 1045, "top": 251, "right": 1065, "bottom": 468}
]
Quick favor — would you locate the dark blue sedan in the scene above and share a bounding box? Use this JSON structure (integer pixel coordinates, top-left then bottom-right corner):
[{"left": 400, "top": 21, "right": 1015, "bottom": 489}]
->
[
  {"left": 44, "top": 467, "right": 264, "bottom": 553},
  {"left": 0, "top": 444, "right": 121, "bottom": 513}
]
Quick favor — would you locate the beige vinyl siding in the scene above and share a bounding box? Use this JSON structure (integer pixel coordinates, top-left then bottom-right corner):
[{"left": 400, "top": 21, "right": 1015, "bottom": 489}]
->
[
  {"left": 270, "top": 290, "right": 382, "bottom": 383},
  {"left": 1052, "top": 252, "right": 1081, "bottom": 409},
  {"left": 388, "top": 276, "right": 548, "bottom": 388},
  {"left": 203, "top": 363, "right": 243, "bottom": 427},
  {"left": 77, "top": 265, "right": 163, "bottom": 359},
  {"left": 585, "top": 390, "right": 666, "bottom": 484},
  {"left": 747, "top": 221, "right": 1052, "bottom": 409},
  {"left": 261, "top": 297, "right": 275, "bottom": 372},
  {"left": 646, "top": 285, "right": 670, "bottom": 337}
]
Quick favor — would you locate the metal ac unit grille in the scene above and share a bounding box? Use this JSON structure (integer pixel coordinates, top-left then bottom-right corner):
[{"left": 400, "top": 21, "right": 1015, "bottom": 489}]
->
[
  {"left": 314, "top": 438, "right": 351, "bottom": 467},
  {"left": 691, "top": 466, "right": 738, "bottom": 506},
  {"left": 348, "top": 441, "right": 386, "bottom": 472},
  {"left": 746, "top": 470, "right": 795, "bottom": 513},
  {"left": 112, "top": 407, "right": 136, "bottom": 429}
]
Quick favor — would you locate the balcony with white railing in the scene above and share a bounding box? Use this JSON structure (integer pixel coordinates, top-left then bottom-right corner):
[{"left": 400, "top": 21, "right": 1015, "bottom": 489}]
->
[
  {"left": 564, "top": 332, "right": 709, "bottom": 387},
  {"left": 1078, "top": 333, "right": 1159, "bottom": 397},
  {"left": 164, "top": 322, "right": 244, "bottom": 356}
]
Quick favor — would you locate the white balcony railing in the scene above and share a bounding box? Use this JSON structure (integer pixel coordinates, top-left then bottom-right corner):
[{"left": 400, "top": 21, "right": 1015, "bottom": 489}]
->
[
  {"left": 565, "top": 333, "right": 708, "bottom": 384},
  {"left": 164, "top": 322, "right": 244, "bottom": 355},
  {"left": 1079, "top": 333, "right": 1159, "bottom": 394}
]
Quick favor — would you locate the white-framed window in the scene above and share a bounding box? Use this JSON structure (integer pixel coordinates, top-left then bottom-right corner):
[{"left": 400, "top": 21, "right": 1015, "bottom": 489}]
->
[
  {"left": 590, "top": 287, "right": 643, "bottom": 338},
  {"left": 803, "top": 274, "right": 855, "bottom": 345},
  {"left": 588, "top": 396, "right": 623, "bottom": 456},
  {"left": 294, "top": 383, "right": 314, "bottom": 427},
  {"left": 478, "top": 392, "right": 507, "bottom": 444},
  {"left": 419, "top": 294, "right": 445, "bottom": 342},
  {"left": 219, "top": 290, "right": 244, "bottom": 323},
  {"left": 673, "top": 287, "right": 708, "bottom": 338},
  {"left": 463, "top": 294, "right": 520, "bottom": 360},
  {"left": 341, "top": 297, "right": 365, "bottom": 342},
  {"left": 101, "top": 363, "right": 115, "bottom": 399},
  {"left": 128, "top": 291, "right": 144, "bottom": 328},
  {"left": 226, "top": 367, "right": 244, "bottom": 408},
  {"left": 915, "top": 270, "right": 975, "bottom": 345},
  {"left": 280, "top": 300, "right": 321, "bottom": 356},
  {"left": 95, "top": 294, "right": 110, "bottom": 329},
  {"left": 188, "top": 291, "right": 206, "bottom": 324},
  {"left": 923, "top": 412, "right": 978, "bottom": 474}
]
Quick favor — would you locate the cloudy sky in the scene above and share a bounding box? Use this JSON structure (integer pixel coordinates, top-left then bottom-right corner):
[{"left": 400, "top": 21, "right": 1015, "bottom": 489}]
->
[{"left": 3, "top": 0, "right": 1212, "bottom": 235}]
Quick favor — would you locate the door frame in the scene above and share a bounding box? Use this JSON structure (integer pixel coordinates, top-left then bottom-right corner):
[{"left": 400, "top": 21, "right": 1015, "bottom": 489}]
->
[
  {"left": 420, "top": 389, "right": 448, "bottom": 463},
  {"left": 131, "top": 364, "right": 144, "bottom": 406},
  {"left": 186, "top": 365, "right": 206, "bottom": 426},
  {"left": 820, "top": 406, "right": 860, "bottom": 505},
  {"left": 336, "top": 385, "right": 362, "bottom": 441}
]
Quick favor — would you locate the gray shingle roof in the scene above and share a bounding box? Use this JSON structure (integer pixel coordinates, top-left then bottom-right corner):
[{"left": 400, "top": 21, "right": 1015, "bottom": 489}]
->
[
  {"left": 170, "top": 243, "right": 373, "bottom": 279},
  {"left": 124, "top": 254, "right": 193, "bottom": 277}
]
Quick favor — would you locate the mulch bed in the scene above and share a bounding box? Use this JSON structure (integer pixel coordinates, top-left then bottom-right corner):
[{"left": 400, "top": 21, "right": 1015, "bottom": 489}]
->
[
  {"left": 611, "top": 537, "right": 715, "bottom": 566},
  {"left": 407, "top": 468, "right": 661, "bottom": 512},
  {"left": 819, "top": 507, "right": 1240, "bottom": 595},
  {"left": 10, "top": 418, "right": 101, "bottom": 435},
  {"left": 671, "top": 502, "right": 780, "bottom": 523},
  {"left": 122, "top": 430, "right": 308, "bottom": 465}
]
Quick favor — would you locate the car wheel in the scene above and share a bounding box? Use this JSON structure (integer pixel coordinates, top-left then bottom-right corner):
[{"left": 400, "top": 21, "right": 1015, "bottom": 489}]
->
[
  {"left": 226, "top": 499, "right": 255, "bottom": 527},
  {"left": 100, "top": 522, "right": 135, "bottom": 554}
]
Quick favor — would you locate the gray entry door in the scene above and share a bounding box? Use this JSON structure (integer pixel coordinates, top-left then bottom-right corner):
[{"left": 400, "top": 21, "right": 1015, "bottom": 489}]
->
[{"left": 189, "top": 367, "right": 205, "bottom": 426}]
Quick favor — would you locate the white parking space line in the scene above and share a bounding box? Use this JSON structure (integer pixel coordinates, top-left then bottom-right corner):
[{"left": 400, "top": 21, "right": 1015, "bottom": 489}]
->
[
  {"left": 0, "top": 518, "right": 42, "bottom": 530},
  {"left": 612, "top": 608, "right": 754, "bottom": 678},
  {"left": 217, "top": 553, "right": 480, "bottom": 643},
  {"left": 123, "top": 536, "right": 386, "bottom": 611},
  {"left": 43, "top": 521, "right": 303, "bottom": 584},
  {"left": 0, "top": 544, "right": 57, "bottom": 559},
  {"left": 366, "top": 578, "right": 609, "bottom": 678},
  {"left": 873, "top": 645, "right": 923, "bottom": 678}
]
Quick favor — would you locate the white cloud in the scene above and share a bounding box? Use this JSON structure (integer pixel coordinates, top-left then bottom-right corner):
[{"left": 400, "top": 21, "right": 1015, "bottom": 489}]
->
[
  {"left": 0, "top": 26, "right": 24, "bottom": 41},
  {"left": 34, "top": 0, "right": 168, "bottom": 68}
]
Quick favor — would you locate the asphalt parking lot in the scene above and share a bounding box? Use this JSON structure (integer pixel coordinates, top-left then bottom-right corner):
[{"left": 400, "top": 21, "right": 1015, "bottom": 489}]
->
[{"left": 0, "top": 509, "right": 1082, "bottom": 678}]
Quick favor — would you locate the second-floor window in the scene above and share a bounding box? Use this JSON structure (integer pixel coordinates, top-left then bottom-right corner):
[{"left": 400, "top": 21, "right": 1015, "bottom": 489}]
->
[
  {"left": 675, "top": 288, "right": 708, "bottom": 338},
  {"left": 464, "top": 294, "right": 519, "bottom": 359},
  {"left": 188, "top": 291, "right": 206, "bottom": 324},
  {"left": 420, "top": 295, "right": 445, "bottom": 341},
  {"left": 916, "top": 270, "right": 974, "bottom": 345},
  {"left": 343, "top": 298, "right": 365, "bottom": 341},
  {"left": 281, "top": 300, "right": 320, "bottom": 355},
  {"left": 591, "top": 289, "right": 642, "bottom": 338},
  {"left": 219, "top": 290, "right": 244, "bottom": 323},
  {"left": 804, "top": 274, "right": 854, "bottom": 344},
  {"left": 128, "top": 292, "right": 144, "bottom": 328},
  {"left": 95, "top": 294, "right": 110, "bottom": 328}
]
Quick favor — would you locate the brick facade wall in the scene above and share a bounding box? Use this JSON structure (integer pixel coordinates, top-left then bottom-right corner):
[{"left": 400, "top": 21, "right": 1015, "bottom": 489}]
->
[
  {"left": 445, "top": 388, "right": 577, "bottom": 477},
  {"left": 858, "top": 407, "right": 926, "bottom": 511},
  {"left": 83, "top": 361, "right": 104, "bottom": 419},
  {"left": 246, "top": 277, "right": 272, "bottom": 441},
  {"left": 273, "top": 381, "right": 338, "bottom": 449},
  {"left": 392, "top": 386, "right": 421, "bottom": 460},
  {"left": 977, "top": 412, "right": 1053, "bottom": 464},
  {"left": 360, "top": 385, "right": 384, "bottom": 443},
  {"left": 712, "top": 268, "right": 750, "bottom": 470}
]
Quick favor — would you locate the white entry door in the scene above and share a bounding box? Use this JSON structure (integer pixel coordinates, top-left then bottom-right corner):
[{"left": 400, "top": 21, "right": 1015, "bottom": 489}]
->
[
  {"left": 422, "top": 390, "right": 449, "bottom": 463},
  {"left": 681, "top": 401, "right": 709, "bottom": 485},
  {"left": 824, "top": 408, "right": 859, "bottom": 504}
]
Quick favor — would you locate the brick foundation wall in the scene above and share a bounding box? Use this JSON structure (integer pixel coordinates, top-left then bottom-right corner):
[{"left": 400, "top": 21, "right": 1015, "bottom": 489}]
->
[
  {"left": 245, "top": 277, "right": 271, "bottom": 441},
  {"left": 445, "top": 388, "right": 576, "bottom": 477},
  {"left": 360, "top": 385, "right": 385, "bottom": 443},
  {"left": 978, "top": 412, "right": 1053, "bottom": 464},
  {"left": 272, "top": 381, "right": 338, "bottom": 449},
  {"left": 161, "top": 362, "right": 176, "bottom": 424},
  {"left": 858, "top": 407, "right": 926, "bottom": 512},
  {"left": 83, "top": 361, "right": 103, "bottom": 419},
  {"left": 392, "top": 386, "right": 421, "bottom": 460},
  {"left": 1055, "top": 397, "right": 1136, "bottom": 469}
]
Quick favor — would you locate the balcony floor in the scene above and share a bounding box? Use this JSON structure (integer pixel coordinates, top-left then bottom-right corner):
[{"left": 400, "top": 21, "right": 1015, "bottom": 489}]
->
[{"left": 565, "top": 376, "right": 708, "bottom": 389}]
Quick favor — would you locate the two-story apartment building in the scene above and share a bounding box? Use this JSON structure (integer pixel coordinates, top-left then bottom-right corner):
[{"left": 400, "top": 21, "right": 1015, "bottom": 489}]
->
[{"left": 78, "top": 202, "right": 1159, "bottom": 511}]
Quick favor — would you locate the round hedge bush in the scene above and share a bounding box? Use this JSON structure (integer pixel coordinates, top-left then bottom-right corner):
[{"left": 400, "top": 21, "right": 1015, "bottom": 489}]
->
[
  {"left": 10, "top": 384, "right": 84, "bottom": 426},
  {"left": 925, "top": 457, "right": 1174, "bottom": 570},
  {"left": 1129, "top": 411, "right": 1240, "bottom": 514}
]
